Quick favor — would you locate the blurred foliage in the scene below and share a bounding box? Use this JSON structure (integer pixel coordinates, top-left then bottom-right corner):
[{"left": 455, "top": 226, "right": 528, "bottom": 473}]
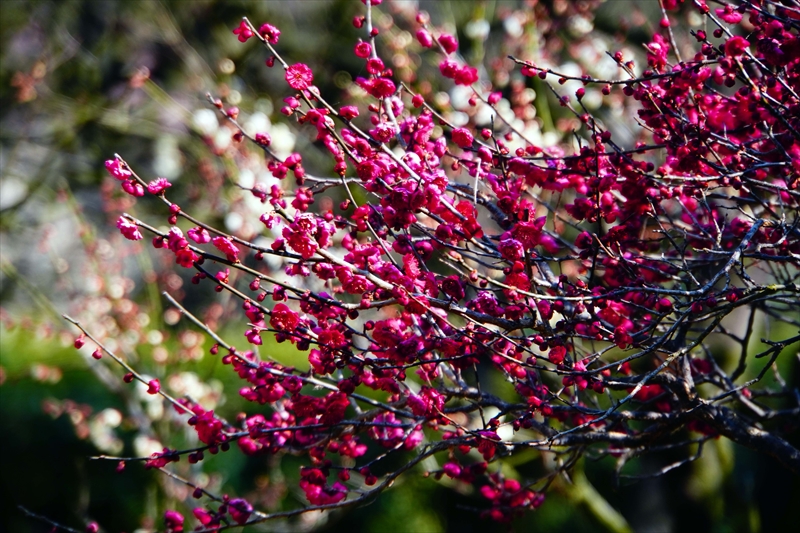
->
[{"left": 1, "top": 1, "right": 798, "bottom": 532}]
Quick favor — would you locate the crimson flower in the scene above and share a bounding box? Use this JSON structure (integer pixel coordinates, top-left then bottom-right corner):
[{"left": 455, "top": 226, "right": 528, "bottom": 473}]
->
[
  {"left": 416, "top": 29, "right": 433, "bottom": 48},
  {"left": 116, "top": 216, "right": 143, "bottom": 241},
  {"left": 285, "top": 63, "right": 313, "bottom": 90},
  {"left": 354, "top": 41, "right": 371, "bottom": 58},
  {"left": 259, "top": 23, "right": 281, "bottom": 44},
  {"left": 186, "top": 226, "right": 210, "bottom": 244},
  {"left": 438, "top": 33, "right": 458, "bottom": 54},
  {"left": 724, "top": 35, "right": 750, "bottom": 58},
  {"left": 146, "top": 177, "right": 171, "bottom": 195},
  {"left": 164, "top": 510, "right": 184, "bottom": 532},
  {"left": 228, "top": 498, "right": 253, "bottom": 525},
  {"left": 270, "top": 303, "right": 300, "bottom": 331},
  {"left": 452, "top": 127, "right": 474, "bottom": 149},
  {"left": 715, "top": 6, "right": 742, "bottom": 24},
  {"left": 211, "top": 236, "right": 240, "bottom": 262},
  {"left": 175, "top": 248, "right": 199, "bottom": 268},
  {"left": 105, "top": 159, "right": 131, "bottom": 180},
  {"left": 232, "top": 20, "right": 253, "bottom": 43}
]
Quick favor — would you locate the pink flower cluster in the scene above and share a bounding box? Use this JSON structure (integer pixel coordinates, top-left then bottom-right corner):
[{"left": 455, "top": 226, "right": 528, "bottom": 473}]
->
[{"left": 95, "top": 3, "right": 800, "bottom": 530}]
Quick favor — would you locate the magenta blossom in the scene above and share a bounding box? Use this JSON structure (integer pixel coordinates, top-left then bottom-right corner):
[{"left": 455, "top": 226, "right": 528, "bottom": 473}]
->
[
  {"left": 228, "top": 498, "right": 253, "bottom": 525},
  {"left": 233, "top": 20, "right": 253, "bottom": 43},
  {"left": 259, "top": 23, "right": 281, "bottom": 43},
  {"left": 211, "top": 236, "right": 240, "bottom": 262},
  {"left": 105, "top": 159, "right": 131, "bottom": 180},
  {"left": 116, "top": 216, "right": 143, "bottom": 241},
  {"left": 175, "top": 248, "right": 199, "bottom": 268},
  {"left": 147, "top": 379, "right": 160, "bottom": 395},
  {"left": 416, "top": 29, "right": 433, "bottom": 48},
  {"left": 715, "top": 6, "right": 742, "bottom": 24},
  {"left": 285, "top": 63, "right": 313, "bottom": 90},
  {"left": 339, "top": 105, "right": 359, "bottom": 120},
  {"left": 724, "top": 35, "right": 750, "bottom": 57},
  {"left": 164, "top": 510, "right": 184, "bottom": 532},
  {"left": 146, "top": 177, "right": 171, "bottom": 195},
  {"left": 452, "top": 127, "right": 474, "bottom": 149},
  {"left": 187, "top": 226, "right": 211, "bottom": 244},
  {"left": 354, "top": 41, "right": 371, "bottom": 58},
  {"left": 121, "top": 179, "right": 144, "bottom": 197},
  {"left": 438, "top": 33, "right": 458, "bottom": 54}
]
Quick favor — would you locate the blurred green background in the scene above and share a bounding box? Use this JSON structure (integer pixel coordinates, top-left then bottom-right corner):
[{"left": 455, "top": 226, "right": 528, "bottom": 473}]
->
[{"left": 1, "top": 1, "right": 797, "bottom": 532}]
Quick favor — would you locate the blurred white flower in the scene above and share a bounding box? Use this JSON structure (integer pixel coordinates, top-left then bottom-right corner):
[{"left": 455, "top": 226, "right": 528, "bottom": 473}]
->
[
  {"left": 504, "top": 14, "right": 524, "bottom": 38},
  {"left": 153, "top": 136, "right": 182, "bottom": 179},
  {"left": 134, "top": 435, "right": 162, "bottom": 458},
  {"left": 192, "top": 108, "right": 219, "bottom": 136},
  {"left": 269, "top": 123, "right": 296, "bottom": 159},
  {"left": 567, "top": 15, "right": 593, "bottom": 37},
  {"left": 244, "top": 111, "right": 271, "bottom": 136},
  {"left": 465, "top": 19, "right": 490, "bottom": 41},
  {"left": 89, "top": 408, "right": 123, "bottom": 454},
  {"left": 167, "top": 371, "right": 223, "bottom": 411}
]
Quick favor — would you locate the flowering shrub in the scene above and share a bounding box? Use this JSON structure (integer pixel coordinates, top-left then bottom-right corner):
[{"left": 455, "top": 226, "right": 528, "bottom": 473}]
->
[{"left": 37, "top": 0, "right": 800, "bottom": 530}]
